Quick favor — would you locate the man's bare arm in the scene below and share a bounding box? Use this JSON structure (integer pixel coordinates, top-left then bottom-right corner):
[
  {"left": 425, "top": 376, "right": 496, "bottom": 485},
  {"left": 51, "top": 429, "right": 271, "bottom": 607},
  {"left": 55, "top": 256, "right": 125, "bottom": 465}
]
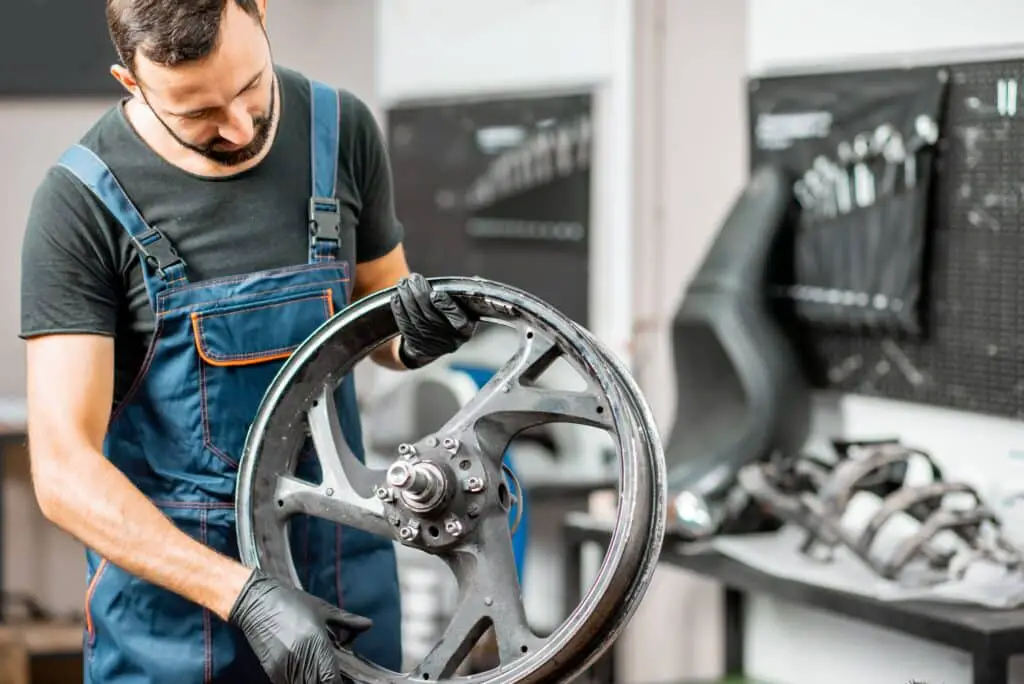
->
[
  {"left": 25, "top": 334, "right": 252, "bottom": 620},
  {"left": 352, "top": 243, "right": 412, "bottom": 370}
]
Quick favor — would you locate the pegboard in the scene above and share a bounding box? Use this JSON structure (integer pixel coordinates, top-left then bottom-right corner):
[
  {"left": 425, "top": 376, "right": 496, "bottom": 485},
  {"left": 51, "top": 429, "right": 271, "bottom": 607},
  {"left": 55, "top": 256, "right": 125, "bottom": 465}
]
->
[{"left": 749, "top": 56, "right": 1024, "bottom": 420}]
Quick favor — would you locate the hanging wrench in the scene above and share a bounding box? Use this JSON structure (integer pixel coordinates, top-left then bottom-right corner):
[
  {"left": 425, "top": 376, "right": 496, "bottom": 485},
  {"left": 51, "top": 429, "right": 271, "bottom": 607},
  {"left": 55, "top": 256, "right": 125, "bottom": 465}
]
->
[
  {"left": 852, "top": 133, "right": 875, "bottom": 207},
  {"left": 904, "top": 114, "right": 940, "bottom": 189},
  {"left": 880, "top": 132, "right": 906, "bottom": 195},
  {"left": 837, "top": 141, "right": 857, "bottom": 211}
]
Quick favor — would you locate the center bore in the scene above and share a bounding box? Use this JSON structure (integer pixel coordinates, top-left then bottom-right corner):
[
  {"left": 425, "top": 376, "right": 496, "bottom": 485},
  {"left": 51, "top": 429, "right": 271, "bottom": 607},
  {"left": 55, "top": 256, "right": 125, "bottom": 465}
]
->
[{"left": 386, "top": 460, "right": 451, "bottom": 514}]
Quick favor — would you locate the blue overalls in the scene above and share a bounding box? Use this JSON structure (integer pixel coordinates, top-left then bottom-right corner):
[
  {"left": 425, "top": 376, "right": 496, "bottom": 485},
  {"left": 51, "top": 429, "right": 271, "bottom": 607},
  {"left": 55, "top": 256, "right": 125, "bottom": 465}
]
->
[{"left": 58, "top": 79, "right": 402, "bottom": 683}]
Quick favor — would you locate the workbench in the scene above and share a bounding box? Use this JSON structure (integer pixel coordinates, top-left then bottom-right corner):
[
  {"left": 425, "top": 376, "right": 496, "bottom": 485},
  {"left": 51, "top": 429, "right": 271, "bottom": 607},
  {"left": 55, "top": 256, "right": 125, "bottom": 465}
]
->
[
  {"left": 563, "top": 513, "right": 1024, "bottom": 684},
  {"left": 0, "top": 622, "right": 84, "bottom": 684}
]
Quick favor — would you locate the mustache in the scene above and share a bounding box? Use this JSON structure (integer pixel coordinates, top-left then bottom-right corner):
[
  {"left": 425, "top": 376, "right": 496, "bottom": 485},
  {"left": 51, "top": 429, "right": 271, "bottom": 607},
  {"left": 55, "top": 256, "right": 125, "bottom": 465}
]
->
[{"left": 202, "top": 113, "right": 271, "bottom": 152}]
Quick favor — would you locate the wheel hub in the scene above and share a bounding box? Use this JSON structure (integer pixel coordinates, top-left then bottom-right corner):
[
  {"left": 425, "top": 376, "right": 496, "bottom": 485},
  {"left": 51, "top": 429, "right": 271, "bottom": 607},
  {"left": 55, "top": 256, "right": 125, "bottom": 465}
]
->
[
  {"left": 235, "top": 276, "right": 667, "bottom": 684},
  {"left": 377, "top": 439, "right": 501, "bottom": 551}
]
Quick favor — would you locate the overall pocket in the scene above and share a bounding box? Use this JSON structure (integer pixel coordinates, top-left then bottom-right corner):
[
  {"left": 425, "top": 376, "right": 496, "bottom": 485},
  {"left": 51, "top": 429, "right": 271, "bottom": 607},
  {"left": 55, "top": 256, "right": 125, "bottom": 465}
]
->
[
  {"left": 192, "top": 288, "right": 337, "bottom": 469},
  {"left": 85, "top": 508, "right": 236, "bottom": 683}
]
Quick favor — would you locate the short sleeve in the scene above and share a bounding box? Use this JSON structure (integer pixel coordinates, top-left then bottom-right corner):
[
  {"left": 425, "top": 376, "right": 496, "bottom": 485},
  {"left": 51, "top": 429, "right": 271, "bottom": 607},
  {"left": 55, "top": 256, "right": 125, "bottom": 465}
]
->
[
  {"left": 343, "top": 93, "right": 405, "bottom": 263},
  {"left": 19, "top": 166, "right": 122, "bottom": 339}
]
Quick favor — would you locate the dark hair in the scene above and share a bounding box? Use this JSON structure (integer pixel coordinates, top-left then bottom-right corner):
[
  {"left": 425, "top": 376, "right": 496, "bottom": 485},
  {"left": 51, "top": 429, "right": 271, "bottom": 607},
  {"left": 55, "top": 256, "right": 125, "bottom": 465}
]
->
[{"left": 106, "top": 0, "right": 261, "bottom": 69}]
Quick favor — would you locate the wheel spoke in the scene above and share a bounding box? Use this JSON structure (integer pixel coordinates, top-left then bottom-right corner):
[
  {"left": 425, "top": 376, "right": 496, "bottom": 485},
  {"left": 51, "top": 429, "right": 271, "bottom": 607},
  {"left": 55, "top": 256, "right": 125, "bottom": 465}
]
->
[
  {"left": 411, "top": 512, "right": 541, "bottom": 680},
  {"left": 439, "top": 326, "right": 614, "bottom": 457},
  {"left": 308, "top": 384, "right": 387, "bottom": 498},
  {"left": 273, "top": 474, "right": 394, "bottom": 539}
]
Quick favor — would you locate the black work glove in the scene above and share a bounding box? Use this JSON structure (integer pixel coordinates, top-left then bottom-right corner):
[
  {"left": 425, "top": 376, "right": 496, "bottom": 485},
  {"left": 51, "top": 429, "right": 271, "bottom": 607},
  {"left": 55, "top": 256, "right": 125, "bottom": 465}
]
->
[
  {"left": 391, "top": 273, "right": 476, "bottom": 369},
  {"left": 229, "top": 569, "right": 370, "bottom": 684}
]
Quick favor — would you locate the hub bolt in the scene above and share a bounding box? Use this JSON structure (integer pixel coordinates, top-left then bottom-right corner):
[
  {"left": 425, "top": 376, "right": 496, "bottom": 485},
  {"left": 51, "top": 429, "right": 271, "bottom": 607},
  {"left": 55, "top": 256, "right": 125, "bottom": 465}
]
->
[
  {"left": 445, "top": 517, "right": 464, "bottom": 537},
  {"left": 442, "top": 437, "right": 459, "bottom": 450},
  {"left": 465, "top": 476, "right": 485, "bottom": 493},
  {"left": 375, "top": 486, "right": 394, "bottom": 502},
  {"left": 399, "top": 526, "right": 417, "bottom": 541}
]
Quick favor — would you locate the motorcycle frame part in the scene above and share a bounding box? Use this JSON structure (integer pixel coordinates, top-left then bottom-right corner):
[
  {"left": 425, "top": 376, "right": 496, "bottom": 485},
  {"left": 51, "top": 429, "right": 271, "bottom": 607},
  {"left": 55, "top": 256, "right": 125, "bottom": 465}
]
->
[
  {"left": 234, "top": 276, "right": 667, "bottom": 684},
  {"left": 738, "top": 443, "right": 1022, "bottom": 584}
]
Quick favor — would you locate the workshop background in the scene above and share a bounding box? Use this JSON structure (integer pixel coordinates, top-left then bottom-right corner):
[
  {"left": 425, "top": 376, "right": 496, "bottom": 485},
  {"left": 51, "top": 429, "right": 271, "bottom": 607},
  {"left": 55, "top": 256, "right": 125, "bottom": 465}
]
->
[{"left": 4, "top": 1, "right": 1024, "bottom": 683}]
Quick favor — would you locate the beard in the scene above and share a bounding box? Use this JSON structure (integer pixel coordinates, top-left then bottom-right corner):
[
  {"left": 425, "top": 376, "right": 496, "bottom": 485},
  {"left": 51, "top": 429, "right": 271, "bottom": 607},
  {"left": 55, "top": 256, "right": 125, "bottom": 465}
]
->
[{"left": 184, "top": 82, "right": 277, "bottom": 166}]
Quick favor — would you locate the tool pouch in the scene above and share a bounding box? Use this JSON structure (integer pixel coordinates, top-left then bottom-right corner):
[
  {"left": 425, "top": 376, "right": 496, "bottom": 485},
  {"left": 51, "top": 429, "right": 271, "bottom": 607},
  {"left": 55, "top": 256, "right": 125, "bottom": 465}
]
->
[
  {"left": 748, "top": 65, "right": 950, "bottom": 337},
  {"left": 788, "top": 171, "right": 934, "bottom": 335}
]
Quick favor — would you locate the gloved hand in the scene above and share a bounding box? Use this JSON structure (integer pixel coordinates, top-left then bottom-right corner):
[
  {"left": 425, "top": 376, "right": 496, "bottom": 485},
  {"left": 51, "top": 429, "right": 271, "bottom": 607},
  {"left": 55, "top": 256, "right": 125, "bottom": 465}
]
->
[
  {"left": 229, "top": 568, "right": 370, "bottom": 684},
  {"left": 391, "top": 273, "right": 476, "bottom": 369}
]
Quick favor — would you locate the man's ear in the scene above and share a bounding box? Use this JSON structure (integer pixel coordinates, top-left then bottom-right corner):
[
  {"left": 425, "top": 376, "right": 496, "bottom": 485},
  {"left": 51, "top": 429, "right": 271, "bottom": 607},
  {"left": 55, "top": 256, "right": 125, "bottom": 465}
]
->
[
  {"left": 110, "top": 64, "right": 140, "bottom": 96},
  {"left": 256, "top": 0, "right": 268, "bottom": 24}
]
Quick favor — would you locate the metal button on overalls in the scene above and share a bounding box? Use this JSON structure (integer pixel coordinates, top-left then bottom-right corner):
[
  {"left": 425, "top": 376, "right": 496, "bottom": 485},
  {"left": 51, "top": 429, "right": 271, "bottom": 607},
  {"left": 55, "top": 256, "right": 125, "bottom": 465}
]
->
[{"left": 59, "top": 79, "right": 402, "bottom": 684}]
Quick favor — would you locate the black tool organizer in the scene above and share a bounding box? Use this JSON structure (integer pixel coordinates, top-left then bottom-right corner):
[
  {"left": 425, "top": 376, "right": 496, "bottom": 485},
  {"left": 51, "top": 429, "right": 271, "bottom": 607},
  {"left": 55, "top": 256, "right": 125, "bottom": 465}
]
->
[
  {"left": 386, "top": 92, "right": 593, "bottom": 327},
  {"left": 0, "top": 1, "right": 122, "bottom": 96},
  {"left": 750, "top": 56, "right": 1024, "bottom": 420}
]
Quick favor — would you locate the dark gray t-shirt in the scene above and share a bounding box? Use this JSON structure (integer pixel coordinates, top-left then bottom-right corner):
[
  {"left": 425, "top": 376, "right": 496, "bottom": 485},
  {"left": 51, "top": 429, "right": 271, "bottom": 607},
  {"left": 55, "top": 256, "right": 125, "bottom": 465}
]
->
[{"left": 20, "top": 65, "right": 403, "bottom": 404}]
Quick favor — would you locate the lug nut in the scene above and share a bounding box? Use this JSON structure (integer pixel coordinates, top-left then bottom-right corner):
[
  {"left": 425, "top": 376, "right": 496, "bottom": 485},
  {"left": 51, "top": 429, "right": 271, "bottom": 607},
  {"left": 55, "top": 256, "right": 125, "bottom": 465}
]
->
[
  {"left": 465, "top": 476, "right": 485, "bottom": 493},
  {"left": 398, "top": 443, "right": 414, "bottom": 456},
  {"left": 445, "top": 518, "right": 464, "bottom": 537},
  {"left": 442, "top": 437, "right": 458, "bottom": 450}
]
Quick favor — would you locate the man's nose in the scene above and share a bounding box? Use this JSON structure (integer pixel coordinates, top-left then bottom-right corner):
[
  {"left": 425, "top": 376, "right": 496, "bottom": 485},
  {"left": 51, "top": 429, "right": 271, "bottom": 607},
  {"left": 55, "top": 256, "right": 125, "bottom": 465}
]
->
[{"left": 217, "top": 101, "right": 255, "bottom": 146}]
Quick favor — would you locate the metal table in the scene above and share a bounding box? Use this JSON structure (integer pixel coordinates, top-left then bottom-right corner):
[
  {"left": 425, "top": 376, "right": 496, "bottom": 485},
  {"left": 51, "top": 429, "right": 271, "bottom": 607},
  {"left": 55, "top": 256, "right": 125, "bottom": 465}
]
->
[{"left": 563, "top": 513, "right": 1024, "bottom": 684}]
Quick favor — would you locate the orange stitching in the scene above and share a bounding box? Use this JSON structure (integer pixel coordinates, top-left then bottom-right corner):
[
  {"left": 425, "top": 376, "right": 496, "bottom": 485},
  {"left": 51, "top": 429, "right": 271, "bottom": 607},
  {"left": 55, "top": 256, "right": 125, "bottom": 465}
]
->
[
  {"left": 157, "top": 261, "right": 349, "bottom": 308},
  {"left": 161, "top": 277, "right": 348, "bottom": 318},
  {"left": 190, "top": 290, "right": 332, "bottom": 367},
  {"left": 84, "top": 558, "right": 110, "bottom": 643}
]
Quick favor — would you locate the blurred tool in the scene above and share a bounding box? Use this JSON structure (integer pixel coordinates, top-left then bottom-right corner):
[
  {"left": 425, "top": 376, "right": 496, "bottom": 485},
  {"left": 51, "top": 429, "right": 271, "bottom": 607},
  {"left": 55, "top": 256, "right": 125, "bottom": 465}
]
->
[
  {"left": 836, "top": 140, "right": 857, "bottom": 213},
  {"left": 869, "top": 124, "right": 894, "bottom": 200},
  {"left": 880, "top": 130, "right": 906, "bottom": 195},
  {"left": 852, "top": 133, "right": 875, "bottom": 207},
  {"left": 815, "top": 155, "right": 849, "bottom": 214},
  {"left": 904, "top": 114, "right": 939, "bottom": 188},
  {"left": 793, "top": 116, "right": 939, "bottom": 217}
]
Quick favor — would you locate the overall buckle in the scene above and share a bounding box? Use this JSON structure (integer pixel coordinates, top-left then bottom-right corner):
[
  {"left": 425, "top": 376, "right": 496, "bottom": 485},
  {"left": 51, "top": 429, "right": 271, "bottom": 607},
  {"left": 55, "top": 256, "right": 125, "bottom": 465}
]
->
[
  {"left": 135, "top": 229, "right": 184, "bottom": 278},
  {"left": 309, "top": 197, "right": 342, "bottom": 245}
]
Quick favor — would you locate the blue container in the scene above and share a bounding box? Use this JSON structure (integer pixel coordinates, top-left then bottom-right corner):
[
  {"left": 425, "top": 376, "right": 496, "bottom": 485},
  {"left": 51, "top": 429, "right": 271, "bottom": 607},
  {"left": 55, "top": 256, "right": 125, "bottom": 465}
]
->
[{"left": 448, "top": 363, "right": 530, "bottom": 581}]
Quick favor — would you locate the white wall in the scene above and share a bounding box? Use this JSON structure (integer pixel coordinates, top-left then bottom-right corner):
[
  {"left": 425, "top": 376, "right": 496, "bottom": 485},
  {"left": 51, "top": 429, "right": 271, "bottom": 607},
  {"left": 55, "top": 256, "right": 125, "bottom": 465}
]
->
[
  {"left": 376, "top": 0, "right": 616, "bottom": 104},
  {"left": 619, "top": 1, "right": 748, "bottom": 681},
  {"left": 746, "top": 3, "right": 1024, "bottom": 684}
]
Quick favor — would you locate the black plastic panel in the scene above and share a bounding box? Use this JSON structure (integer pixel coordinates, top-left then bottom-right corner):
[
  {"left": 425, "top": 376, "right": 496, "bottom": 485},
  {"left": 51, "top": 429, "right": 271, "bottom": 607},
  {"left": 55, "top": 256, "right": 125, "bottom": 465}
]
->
[
  {"left": 385, "top": 92, "right": 592, "bottom": 327},
  {"left": 750, "top": 57, "right": 1024, "bottom": 420},
  {"left": 1, "top": 1, "right": 122, "bottom": 96}
]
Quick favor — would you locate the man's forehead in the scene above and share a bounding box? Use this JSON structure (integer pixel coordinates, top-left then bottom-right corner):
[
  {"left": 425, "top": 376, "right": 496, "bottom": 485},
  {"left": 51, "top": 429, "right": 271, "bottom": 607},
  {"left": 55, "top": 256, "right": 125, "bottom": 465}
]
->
[{"left": 134, "top": 46, "right": 266, "bottom": 106}]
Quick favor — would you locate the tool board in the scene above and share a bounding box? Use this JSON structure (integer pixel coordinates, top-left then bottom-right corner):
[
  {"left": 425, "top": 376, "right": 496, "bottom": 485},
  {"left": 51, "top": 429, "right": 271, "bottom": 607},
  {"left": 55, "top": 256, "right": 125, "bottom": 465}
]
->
[
  {"left": 749, "top": 55, "right": 1024, "bottom": 420},
  {"left": 0, "top": 1, "right": 122, "bottom": 97},
  {"left": 384, "top": 91, "right": 593, "bottom": 328}
]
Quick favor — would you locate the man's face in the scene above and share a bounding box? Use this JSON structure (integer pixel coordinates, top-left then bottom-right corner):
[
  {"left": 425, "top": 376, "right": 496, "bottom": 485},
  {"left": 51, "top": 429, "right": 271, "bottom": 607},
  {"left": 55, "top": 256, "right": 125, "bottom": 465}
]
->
[{"left": 129, "top": 2, "right": 276, "bottom": 167}]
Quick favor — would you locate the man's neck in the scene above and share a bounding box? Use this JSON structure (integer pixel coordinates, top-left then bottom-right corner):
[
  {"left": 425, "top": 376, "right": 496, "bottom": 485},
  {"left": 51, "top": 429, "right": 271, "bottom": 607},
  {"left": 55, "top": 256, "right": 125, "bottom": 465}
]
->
[{"left": 122, "top": 75, "right": 282, "bottom": 179}]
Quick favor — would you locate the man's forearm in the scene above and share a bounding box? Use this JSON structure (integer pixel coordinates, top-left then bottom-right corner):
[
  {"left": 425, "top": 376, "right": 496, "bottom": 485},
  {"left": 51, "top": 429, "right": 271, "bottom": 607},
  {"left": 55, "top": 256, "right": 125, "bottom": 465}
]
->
[
  {"left": 370, "top": 336, "right": 408, "bottom": 370},
  {"left": 33, "top": 444, "right": 252, "bottom": 620}
]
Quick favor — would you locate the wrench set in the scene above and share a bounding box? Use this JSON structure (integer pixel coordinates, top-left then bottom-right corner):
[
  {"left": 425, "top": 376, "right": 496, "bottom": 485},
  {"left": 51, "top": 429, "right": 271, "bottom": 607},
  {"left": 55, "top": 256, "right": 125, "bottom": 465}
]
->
[{"left": 793, "top": 114, "right": 940, "bottom": 218}]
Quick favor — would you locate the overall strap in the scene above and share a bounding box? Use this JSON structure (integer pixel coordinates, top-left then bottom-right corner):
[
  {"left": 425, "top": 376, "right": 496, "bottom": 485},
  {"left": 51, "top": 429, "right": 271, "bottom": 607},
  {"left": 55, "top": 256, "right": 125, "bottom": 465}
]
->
[
  {"left": 57, "top": 144, "right": 188, "bottom": 308},
  {"left": 308, "top": 79, "right": 342, "bottom": 264}
]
